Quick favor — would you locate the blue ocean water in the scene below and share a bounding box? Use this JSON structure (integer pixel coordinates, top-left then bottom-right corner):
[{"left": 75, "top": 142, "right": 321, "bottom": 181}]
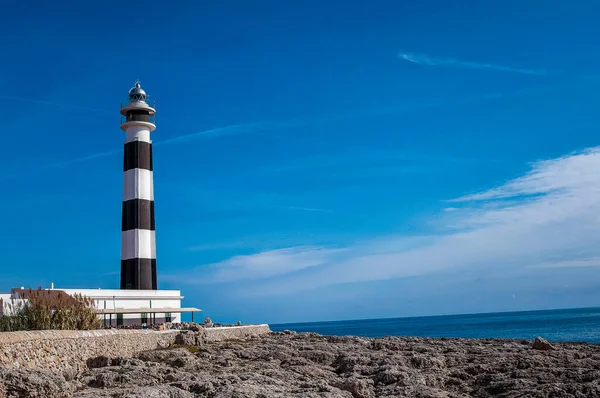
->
[{"left": 271, "top": 307, "right": 600, "bottom": 343}]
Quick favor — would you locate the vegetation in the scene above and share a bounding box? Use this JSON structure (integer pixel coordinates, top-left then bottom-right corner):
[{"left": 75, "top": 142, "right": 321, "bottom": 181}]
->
[{"left": 0, "top": 287, "right": 101, "bottom": 332}]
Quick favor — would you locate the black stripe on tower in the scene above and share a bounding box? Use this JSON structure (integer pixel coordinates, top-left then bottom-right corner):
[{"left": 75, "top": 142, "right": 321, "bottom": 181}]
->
[
  {"left": 124, "top": 141, "right": 153, "bottom": 171},
  {"left": 121, "top": 200, "right": 155, "bottom": 231},
  {"left": 120, "top": 259, "right": 157, "bottom": 290}
]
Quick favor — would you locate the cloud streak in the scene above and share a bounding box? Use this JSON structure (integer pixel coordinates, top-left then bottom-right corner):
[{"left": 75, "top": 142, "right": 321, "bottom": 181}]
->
[
  {"left": 157, "top": 121, "right": 294, "bottom": 145},
  {"left": 4, "top": 75, "right": 572, "bottom": 183},
  {"left": 169, "top": 145, "right": 600, "bottom": 295},
  {"left": 2, "top": 82, "right": 533, "bottom": 181},
  {"left": 398, "top": 51, "right": 548, "bottom": 76},
  {"left": 165, "top": 246, "right": 345, "bottom": 284},
  {"left": 0, "top": 122, "right": 273, "bottom": 180}
]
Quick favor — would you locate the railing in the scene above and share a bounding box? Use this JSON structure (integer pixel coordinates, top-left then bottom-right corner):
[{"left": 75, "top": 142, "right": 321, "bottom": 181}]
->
[
  {"left": 120, "top": 99, "right": 156, "bottom": 109},
  {"left": 120, "top": 115, "right": 156, "bottom": 125}
]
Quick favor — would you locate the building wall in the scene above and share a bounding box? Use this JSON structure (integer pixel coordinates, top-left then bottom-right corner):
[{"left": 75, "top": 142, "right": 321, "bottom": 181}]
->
[{"left": 54, "top": 288, "right": 183, "bottom": 325}]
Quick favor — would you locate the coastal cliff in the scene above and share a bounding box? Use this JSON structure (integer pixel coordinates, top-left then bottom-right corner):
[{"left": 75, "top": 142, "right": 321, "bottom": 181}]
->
[{"left": 1, "top": 331, "right": 599, "bottom": 397}]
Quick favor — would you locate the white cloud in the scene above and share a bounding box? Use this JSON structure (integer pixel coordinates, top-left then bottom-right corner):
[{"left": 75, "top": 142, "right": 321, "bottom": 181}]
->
[
  {"left": 174, "top": 246, "right": 346, "bottom": 284},
  {"left": 534, "top": 258, "right": 600, "bottom": 269},
  {"left": 398, "top": 51, "right": 548, "bottom": 76},
  {"left": 172, "top": 146, "right": 600, "bottom": 295}
]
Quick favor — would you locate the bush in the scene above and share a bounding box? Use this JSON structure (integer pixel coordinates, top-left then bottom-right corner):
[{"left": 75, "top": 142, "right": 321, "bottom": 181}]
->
[{"left": 0, "top": 288, "right": 101, "bottom": 332}]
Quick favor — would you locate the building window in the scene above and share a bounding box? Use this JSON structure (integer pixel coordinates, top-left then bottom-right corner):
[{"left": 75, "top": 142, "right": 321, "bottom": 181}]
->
[
  {"left": 165, "top": 312, "right": 172, "bottom": 322},
  {"left": 141, "top": 313, "right": 148, "bottom": 324},
  {"left": 117, "top": 313, "right": 123, "bottom": 326}
]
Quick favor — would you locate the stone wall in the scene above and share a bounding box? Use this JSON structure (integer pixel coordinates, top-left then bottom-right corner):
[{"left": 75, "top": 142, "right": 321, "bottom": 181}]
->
[
  {"left": 0, "top": 329, "right": 178, "bottom": 372},
  {"left": 0, "top": 325, "right": 272, "bottom": 373},
  {"left": 203, "top": 324, "right": 271, "bottom": 342}
]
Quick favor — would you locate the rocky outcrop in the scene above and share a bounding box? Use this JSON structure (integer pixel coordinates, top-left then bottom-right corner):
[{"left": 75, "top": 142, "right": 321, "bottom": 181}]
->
[
  {"left": 1, "top": 332, "right": 599, "bottom": 397},
  {"left": 202, "top": 324, "right": 271, "bottom": 342},
  {"left": 532, "top": 336, "right": 555, "bottom": 351}
]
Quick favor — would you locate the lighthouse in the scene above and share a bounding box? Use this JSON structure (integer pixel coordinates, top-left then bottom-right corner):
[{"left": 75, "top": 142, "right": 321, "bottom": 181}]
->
[
  {"left": 0, "top": 81, "right": 202, "bottom": 326},
  {"left": 119, "top": 82, "right": 157, "bottom": 290}
]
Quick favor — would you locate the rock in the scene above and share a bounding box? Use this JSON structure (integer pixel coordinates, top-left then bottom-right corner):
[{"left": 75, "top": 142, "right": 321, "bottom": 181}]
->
[
  {"left": 137, "top": 348, "right": 196, "bottom": 368},
  {"left": 374, "top": 366, "right": 409, "bottom": 386},
  {"left": 334, "top": 377, "right": 374, "bottom": 398},
  {"left": 74, "top": 385, "right": 194, "bottom": 397},
  {"left": 532, "top": 337, "right": 555, "bottom": 351},
  {"left": 333, "top": 353, "right": 366, "bottom": 374},
  {"left": 170, "top": 380, "right": 214, "bottom": 394},
  {"left": 4, "top": 332, "right": 600, "bottom": 397},
  {"left": 174, "top": 331, "right": 197, "bottom": 346},
  {"left": 86, "top": 356, "right": 111, "bottom": 369},
  {"left": 299, "top": 349, "right": 336, "bottom": 366},
  {"left": 0, "top": 368, "right": 75, "bottom": 398},
  {"left": 110, "top": 357, "right": 145, "bottom": 367},
  {"left": 88, "top": 371, "right": 132, "bottom": 388}
]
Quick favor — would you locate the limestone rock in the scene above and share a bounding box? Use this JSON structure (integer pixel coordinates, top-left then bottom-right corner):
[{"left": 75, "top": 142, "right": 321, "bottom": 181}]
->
[
  {"left": 86, "top": 356, "right": 111, "bottom": 369},
  {"left": 0, "top": 368, "right": 75, "bottom": 398},
  {"left": 74, "top": 385, "right": 194, "bottom": 397},
  {"left": 174, "top": 331, "right": 197, "bottom": 346},
  {"left": 137, "top": 348, "right": 197, "bottom": 368},
  {"left": 532, "top": 337, "right": 555, "bottom": 351},
  {"left": 3, "top": 332, "right": 600, "bottom": 397},
  {"left": 334, "top": 377, "right": 375, "bottom": 398}
]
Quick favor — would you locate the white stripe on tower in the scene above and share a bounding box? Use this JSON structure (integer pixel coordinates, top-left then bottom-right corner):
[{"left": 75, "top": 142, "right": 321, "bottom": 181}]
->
[
  {"left": 119, "top": 82, "right": 157, "bottom": 290},
  {"left": 123, "top": 169, "right": 154, "bottom": 201}
]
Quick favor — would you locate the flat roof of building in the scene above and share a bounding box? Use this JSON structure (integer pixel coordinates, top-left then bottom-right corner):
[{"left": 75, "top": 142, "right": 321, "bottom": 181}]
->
[{"left": 95, "top": 307, "right": 202, "bottom": 314}]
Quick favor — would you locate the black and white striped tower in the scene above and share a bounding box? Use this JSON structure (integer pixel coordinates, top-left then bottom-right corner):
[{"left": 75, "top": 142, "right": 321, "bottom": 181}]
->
[{"left": 119, "top": 82, "right": 157, "bottom": 290}]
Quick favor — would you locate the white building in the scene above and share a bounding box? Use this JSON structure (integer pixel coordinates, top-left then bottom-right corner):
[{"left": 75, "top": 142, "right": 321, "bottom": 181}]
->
[
  {"left": 48, "top": 286, "right": 187, "bottom": 327},
  {"left": 1, "top": 285, "right": 201, "bottom": 327}
]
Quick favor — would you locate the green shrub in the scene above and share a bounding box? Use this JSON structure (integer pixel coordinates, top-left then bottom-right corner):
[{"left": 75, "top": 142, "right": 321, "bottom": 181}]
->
[{"left": 0, "top": 288, "right": 101, "bottom": 332}]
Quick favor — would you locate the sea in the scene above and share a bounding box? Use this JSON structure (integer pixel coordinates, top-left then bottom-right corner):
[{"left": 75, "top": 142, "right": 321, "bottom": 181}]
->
[{"left": 271, "top": 307, "right": 600, "bottom": 344}]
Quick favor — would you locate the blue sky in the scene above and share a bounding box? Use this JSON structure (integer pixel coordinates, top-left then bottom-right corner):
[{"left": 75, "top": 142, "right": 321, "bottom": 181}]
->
[{"left": 1, "top": 0, "right": 600, "bottom": 324}]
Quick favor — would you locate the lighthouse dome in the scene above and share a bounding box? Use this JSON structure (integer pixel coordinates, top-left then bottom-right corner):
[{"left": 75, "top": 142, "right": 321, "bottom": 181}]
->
[{"left": 128, "top": 82, "right": 147, "bottom": 102}]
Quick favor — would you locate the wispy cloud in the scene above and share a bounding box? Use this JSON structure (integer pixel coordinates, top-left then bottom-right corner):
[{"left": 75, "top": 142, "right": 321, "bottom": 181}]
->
[
  {"left": 165, "top": 246, "right": 345, "bottom": 284},
  {"left": 157, "top": 121, "right": 293, "bottom": 145},
  {"left": 0, "top": 149, "right": 123, "bottom": 180},
  {"left": 533, "top": 257, "right": 600, "bottom": 269},
  {"left": 0, "top": 122, "right": 272, "bottom": 180},
  {"left": 1, "top": 83, "right": 529, "bottom": 181},
  {"left": 169, "top": 146, "right": 600, "bottom": 295},
  {"left": 398, "top": 51, "right": 548, "bottom": 76}
]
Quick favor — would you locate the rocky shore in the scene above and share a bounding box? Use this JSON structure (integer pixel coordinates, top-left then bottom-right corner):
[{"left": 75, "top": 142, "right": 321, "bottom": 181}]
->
[{"left": 1, "top": 331, "right": 599, "bottom": 397}]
